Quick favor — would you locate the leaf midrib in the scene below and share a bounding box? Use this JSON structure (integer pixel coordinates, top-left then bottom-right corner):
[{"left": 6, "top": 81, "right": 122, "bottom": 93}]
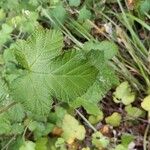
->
[{"left": 29, "top": 38, "right": 63, "bottom": 69}]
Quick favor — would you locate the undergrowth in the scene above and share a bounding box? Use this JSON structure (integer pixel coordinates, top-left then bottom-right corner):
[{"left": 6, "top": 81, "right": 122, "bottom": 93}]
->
[{"left": 0, "top": 0, "right": 150, "bottom": 150}]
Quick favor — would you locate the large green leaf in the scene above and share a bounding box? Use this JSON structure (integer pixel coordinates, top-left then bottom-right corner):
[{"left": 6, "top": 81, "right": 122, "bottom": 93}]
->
[
  {"left": 11, "top": 29, "right": 98, "bottom": 116},
  {"left": 71, "top": 46, "right": 118, "bottom": 115},
  {"left": 14, "top": 29, "right": 64, "bottom": 70}
]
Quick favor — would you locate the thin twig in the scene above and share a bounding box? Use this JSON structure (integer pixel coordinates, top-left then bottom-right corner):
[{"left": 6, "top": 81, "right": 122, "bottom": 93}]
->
[
  {"left": 2, "top": 135, "right": 16, "bottom": 150},
  {"left": 0, "top": 102, "right": 17, "bottom": 114},
  {"left": 143, "top": 123, "right": 150, "bottom": 150},
  {"left": 75, "top": 109, "right": 97, "bottom": 132},
  {"left": 22, "top": 120, "right": 32, "bottom": 141}
]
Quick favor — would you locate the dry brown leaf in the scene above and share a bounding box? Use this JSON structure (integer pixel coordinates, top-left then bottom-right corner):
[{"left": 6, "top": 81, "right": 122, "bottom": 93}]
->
[
  {"left": 68, "top": 140, "right": 79, "bottom": 150},
  {"left": 100, "top": 125, "right": 110, "bottom": 135},
  {"left": 127, "top": 0, "right": 135, "bottom": 10},
  {"left": 52, "top": 127, "right": 63, "bottom": 136}
]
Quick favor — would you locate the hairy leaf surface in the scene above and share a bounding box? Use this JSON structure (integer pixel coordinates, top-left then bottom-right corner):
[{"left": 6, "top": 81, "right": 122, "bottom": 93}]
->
[
  {"left": 71, "top": 47, "right": 119, "bottom": 115},
  {"left": 0, "top": 78, "right": 8, "bottom": 103},
  {"left": 11, "top": 29, "right": 98, "bottom": 116}
]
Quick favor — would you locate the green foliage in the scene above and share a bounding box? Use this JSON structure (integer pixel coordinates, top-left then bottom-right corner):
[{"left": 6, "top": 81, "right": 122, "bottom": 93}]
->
[
  {"left": 19, "top": 141, "right": 36, "bottom": 150},
  {"left": 9, "top": 136, "right": 24, "bottom": 150},
  {"left": 11, "top": 123, "right": 24, "bottom": 134},
  {"left": 0, "top": 0, "right": 131, "bottom": 149},
  {"left": 0, "top": 9, "right": 6, "bottom": 20},
  {"left": 105, "top": 112, "right": 122, "bottom": 127},
  {"left": 11, "top": 29, "right": 99, "bottom": 116},
  {"left": 35, "top": 138, "right": 48, "bottom": 150},
  {"left": 0, "top": 22, "right": 119, "bottom": 149},
  {"left": 71, "top": 41, "right": 118, "bottom": 115},
  {"left": 48, "top": 3, "right": 67, "bottom": 27},
  {"left": 88, "top": 112, "right": 104, "bottom": 124},
  {"left": 0, "top": 114, "right": 11, "bottom": 134},
  {"left": 11, "top": 29, "right": 63, "bottom": 116},
  {"left": 121, "top": 134, "right": 134, "bottom": 146},
  {"left": 48, "top": 107, "right": 67, "bottom": 127},
  {"left": 141, "top": 95, "right": 150, "bottom": 112},
  {"left": 0, "top": 0, "right": 19, "bottom": 10},
  {"left": 62, "top": 114, "right": 86, "bottom": 144},
  {"left": 55, "top": 138, "right": 67, "bottom": 150},
  {"left": 113, "top": 81, "right": 136, "bottom": 105},
  {"left": 68, "top": 0, "right": 80, "bottom": 7},
  {"left": 7, "top": 104, "right": 25, "bottom": 122},
  {"left": 4, "top": 28, "right": 118, "bottom": 120},
  {"left": 114, "top": 145, "right": 127, "bottom": 150},
  {"left": 78, "top": 6, "right": 92, "bottom": 22},
  {"left": 0, "top": 24, "right": 119, "bottom": 148},
  {"left": 28, "top": 121, "right": 54, "bottom": 139},
  {"left": 113, "top": 134, "right": 134, "bottom": 150},
  {"left": 0, "top": 24, "right": 13, "bottom": 47},
  {"left": 92, "top": 132, "right": 109, "bottom": 149},
  {"left": 139, "top": 0, "right": 150, "bottom": 14},
  {"left": 125, "top": 105, "right": 143, "bottom": 119},
  {"left": 83, "top": 40, "right": 118, "bottom": 60},
  {"left": 0, "top": 78, "right": 8, "bottom": 102}
]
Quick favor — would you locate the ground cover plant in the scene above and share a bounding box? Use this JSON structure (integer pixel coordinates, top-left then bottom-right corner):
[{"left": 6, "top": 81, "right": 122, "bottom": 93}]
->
[{"left": 0, "top": 0, "right": 150, "bottom": 150}]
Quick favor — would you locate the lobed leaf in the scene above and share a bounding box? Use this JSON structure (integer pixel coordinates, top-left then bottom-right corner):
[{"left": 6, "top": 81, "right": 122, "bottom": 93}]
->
[{"left": 11, "top": 29, "right": 98, "bottom": 116}]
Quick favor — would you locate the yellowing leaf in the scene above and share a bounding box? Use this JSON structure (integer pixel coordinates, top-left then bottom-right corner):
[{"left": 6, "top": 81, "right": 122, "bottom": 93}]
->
[
  {"left": 88, "top": 112, "right": 104, "bottom": 124},
  {"left": 113, "top": 81, "right": 135, "bottom": 105},
  {"left": 82, "top": 147, "right": 90, "bottom": 150},
  {"left": 62, "top": 114, "right": 86, "bottom": 144},
  {"left": 127, "top": 0, "right": 135, "bottom": 10},
  {"left": 0, "top": 9, "right": 5, "bottom": 20},
  {"left": 105, "top": 112, "right": 122, "bottom": 127},
  {"left": 35, "top": 138, "right": 48, "bottom": 150},
  {"left": 55, "top": 138, "right": 67, "bottom": 150},
  {"left": 141, "top": 95, "right": 150, "bottom": 112},
  {"left": 19, "top": 141, "right": 35, "bottom": 150},
  {"left": 125, "top": 105, "right": 143, "bottom": 119}
]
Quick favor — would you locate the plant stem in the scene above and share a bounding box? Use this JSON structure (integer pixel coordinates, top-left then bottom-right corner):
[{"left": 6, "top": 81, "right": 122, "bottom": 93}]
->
[
  {"left": 22, "top": 120, "right": 32, "bottom": 141},
  {"left": 2, "top": 135, "right": 16, "bottom": 150},
  {"left": 0, "top": 102, "right": 17, "bottom": 114},
  {"left": 75, "top": 109, "right": 97, "bottom": 132},
  {"left": 143, "top": 123, "right": 150, "bottom": 150}
]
